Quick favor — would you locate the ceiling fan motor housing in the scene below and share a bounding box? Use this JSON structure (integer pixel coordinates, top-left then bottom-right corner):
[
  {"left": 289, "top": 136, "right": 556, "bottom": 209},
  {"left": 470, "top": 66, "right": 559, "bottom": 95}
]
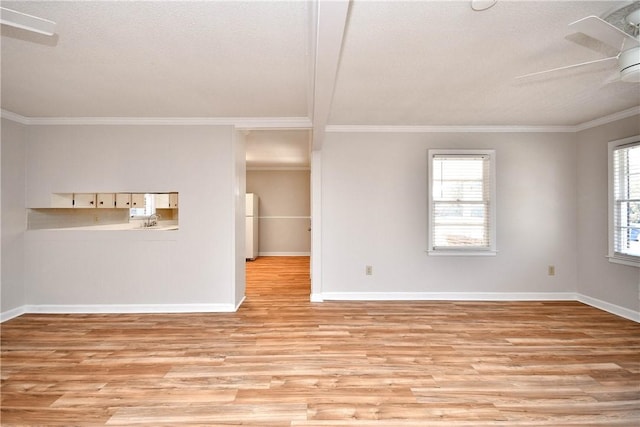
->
[{"left": 619, "top": 46, "right": 640, "bottom": 82}]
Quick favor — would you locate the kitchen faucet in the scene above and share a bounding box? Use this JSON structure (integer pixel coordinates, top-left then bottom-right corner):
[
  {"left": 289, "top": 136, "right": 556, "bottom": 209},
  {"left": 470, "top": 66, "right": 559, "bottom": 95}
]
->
[{"left": 145, "top": 213, "right": 160, "bottom": 227}]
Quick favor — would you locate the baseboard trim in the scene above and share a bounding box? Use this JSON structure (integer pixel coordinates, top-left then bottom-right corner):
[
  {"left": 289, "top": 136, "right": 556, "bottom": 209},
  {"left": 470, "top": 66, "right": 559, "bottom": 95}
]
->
[
  {"left": 258, "top": 252, "right": 311, "bottom": 257},
  {"left": 0, "top": 305, "right": 27, "bottom": 322},
  {"left": 0, "top": 304, "right": 237, "bottom": 319},
  {"left": 4, "top": 294, "right": 637, "bottom": 323},
  {"left": 234, "top": 296, "right": 246, "bottom": 311},
  {"left": 310, "top": 293, "right": 324, "bottom": 303},
  {"left": 318, "top": 291, "right": 577, "bottom": 301},
  {"left": 577, "top": 294, "right": 640, "bottom": 323}
]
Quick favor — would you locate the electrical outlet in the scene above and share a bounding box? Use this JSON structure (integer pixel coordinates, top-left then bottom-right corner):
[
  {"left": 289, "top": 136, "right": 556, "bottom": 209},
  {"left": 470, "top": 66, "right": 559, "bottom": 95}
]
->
[
  {"left": 548, "top": 265, "right": 555, "bottom": 276},
  {"left": 365, "top": 265, "right": 373, "bottom": 276}
]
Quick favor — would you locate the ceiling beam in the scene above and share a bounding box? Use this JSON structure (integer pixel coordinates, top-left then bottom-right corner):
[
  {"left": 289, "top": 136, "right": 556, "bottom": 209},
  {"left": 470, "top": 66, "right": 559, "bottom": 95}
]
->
[{"left": 311, "top": 0, "right": 350, "bottom": 150}]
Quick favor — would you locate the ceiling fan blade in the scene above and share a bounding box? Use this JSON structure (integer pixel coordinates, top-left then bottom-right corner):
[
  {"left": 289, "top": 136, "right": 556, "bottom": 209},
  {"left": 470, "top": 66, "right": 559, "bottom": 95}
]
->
[
  {"left": 516, "top": 55, "right": 617, "bottom": 79},
  {"left": 0, "top": 7, "right": 56, "bottom": 36},
  {"left": 569, "top": 15, "right": 639, "bottom": 51},
  {"left": 602, "top": 70, "right": 622, "bottom": 85}
]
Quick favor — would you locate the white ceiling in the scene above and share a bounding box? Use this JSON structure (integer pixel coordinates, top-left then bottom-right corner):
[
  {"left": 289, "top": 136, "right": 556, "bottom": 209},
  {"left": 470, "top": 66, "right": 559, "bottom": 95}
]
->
[
  {"left": 331, "top": 0, "right": 639, "bottom": 126},
  {"left": 0, "top": 1, "right": 310, "bottom": 118},
  {"left": 2, "top": 1, "right": 639, "bottom": 165}
]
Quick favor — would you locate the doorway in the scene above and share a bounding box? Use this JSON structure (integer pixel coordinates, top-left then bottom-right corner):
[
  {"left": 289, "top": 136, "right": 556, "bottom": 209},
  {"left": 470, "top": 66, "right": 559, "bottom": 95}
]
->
[{"left": 244, "top": 130, "right": 312, "bottom": 297}]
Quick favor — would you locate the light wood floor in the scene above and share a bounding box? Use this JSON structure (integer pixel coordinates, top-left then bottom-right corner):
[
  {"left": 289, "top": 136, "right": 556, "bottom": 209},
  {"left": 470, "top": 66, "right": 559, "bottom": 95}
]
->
[{"left": 2, "top": 256, "right": 639, "bottom": 426}]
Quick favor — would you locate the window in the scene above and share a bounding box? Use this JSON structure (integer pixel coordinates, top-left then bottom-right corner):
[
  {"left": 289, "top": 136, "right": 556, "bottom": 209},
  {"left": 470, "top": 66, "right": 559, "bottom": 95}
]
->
[
  {"left": 609, "top": 136, "right": 640, "bottom": 266},
  {"left": 428, "top": 149, "right": 496, "bottom": 255},
  {"left": 130, "top": 193, "right": 156, "bottom": 218}
]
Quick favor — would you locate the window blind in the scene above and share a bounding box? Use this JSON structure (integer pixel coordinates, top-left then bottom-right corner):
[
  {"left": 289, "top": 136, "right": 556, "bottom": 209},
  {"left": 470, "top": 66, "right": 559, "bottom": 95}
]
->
[
  {"left": 612, "top": 142, "right": 640, "bottom": 259},
  {"left": 431, "top": 154, "right": 492, "bottom": 250}
]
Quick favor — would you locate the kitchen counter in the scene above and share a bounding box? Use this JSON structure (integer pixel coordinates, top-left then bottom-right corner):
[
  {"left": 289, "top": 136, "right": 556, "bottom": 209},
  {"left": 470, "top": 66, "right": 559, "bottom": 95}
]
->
[{"left": 39, "top": 221, "right": 179, "bottom": 231}]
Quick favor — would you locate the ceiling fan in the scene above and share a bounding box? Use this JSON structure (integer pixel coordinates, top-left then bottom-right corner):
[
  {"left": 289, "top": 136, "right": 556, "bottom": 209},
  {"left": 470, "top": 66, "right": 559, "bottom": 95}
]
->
[
  {"left": 518, "top": 2, "right": 640, "bottom": 83},
  {"left": 0, "top": 6, "right": 56, "bottom": 36}
]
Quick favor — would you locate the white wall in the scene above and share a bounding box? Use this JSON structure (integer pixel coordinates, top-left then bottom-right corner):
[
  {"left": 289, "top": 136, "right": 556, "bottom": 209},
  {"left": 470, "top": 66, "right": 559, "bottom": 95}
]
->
[
  {"left": 1, "top": 119, "right": 26, "bottom": 317},
  {"left": 319, "top": 131, "right": 578, "bottom": 299},
  {"left": 577, "top": 115, "right": 640, "bottom": 315},
  {"left": 20, "top": 124, "right": 241, "bottom": 312},
  {"left": 233, "top": 130, "right": 247, "bottom": 307},
  {"left": 246, "top": 170, "right": 311, "bottom": 255}
]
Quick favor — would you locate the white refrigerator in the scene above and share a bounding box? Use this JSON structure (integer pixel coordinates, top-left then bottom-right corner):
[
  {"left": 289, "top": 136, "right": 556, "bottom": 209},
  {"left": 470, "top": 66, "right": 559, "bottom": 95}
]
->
[{"left": 246, "top": 193, "right": 259, "bottom": 260}]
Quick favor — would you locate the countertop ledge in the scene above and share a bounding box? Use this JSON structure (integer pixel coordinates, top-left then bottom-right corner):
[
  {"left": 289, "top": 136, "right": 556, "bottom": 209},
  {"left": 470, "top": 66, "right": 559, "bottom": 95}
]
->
[{"left": 29, "top": 221, "right": 179, "bottom": 231}]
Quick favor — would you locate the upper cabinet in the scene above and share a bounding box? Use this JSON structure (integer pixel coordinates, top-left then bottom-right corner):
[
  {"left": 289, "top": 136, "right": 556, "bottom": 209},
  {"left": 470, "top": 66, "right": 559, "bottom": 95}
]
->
[
  {"left": 74, "top": 193, "right": 96, "bottom": 208},
  {"left": 51, "top": 193, "right": 95, "bottom": 208},
  {"left": 155, "top": 193, "right": 178, "bottom": 209},
  {"left": 169, "top": 193, "right": 179, "bottom": 208},
  {"left": 97, "top": 193, "right": 115, "bottom": 208},
  {"left": 154, "top": 193, "right": 170, "bottom": 209},
  {"left": 47, "top": 192, "right": 176, "bottom": 210},
  {"left": 115, "top": 193, "right": 132, "bottom": 208},
  {"left": 51, "top": 193, "right": 74, "bottom": 208},
  {"left": 131, "top": 193, "right": 145, "bottom": 209}
]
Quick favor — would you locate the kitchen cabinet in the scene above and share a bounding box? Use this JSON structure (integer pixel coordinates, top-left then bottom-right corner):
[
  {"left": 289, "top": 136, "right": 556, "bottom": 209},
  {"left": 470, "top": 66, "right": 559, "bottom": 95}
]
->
[
  {"left": 169, "top": 193, "right": 179, "bottom": 208},
  {"left": 74, "top": 193, "right": 96, "bottom": 208},
  {"left": 115, "top": 193, "right": 132, "bottom": 208},
  {"left": 131, "top": 194, "right": 145, "bottom": 209},
  {"left": 97, "top": 193, "right": 115, "bottom": 208},
  {"left": 51, "top": 193, "right": 74, "bottom": 208},
  {"left": 154, "top": 193, "right": 170, "bottom": 209}
]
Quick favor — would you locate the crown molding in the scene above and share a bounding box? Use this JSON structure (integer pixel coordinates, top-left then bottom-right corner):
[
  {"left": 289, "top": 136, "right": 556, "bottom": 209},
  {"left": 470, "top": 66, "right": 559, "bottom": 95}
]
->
[
  {"left": 3, "top": 107, "right": 637, "bottom": 132},
  {"left": 325, "top": 107, "right": 640, "bottom": 134},
  {"left": 0, "top": 109, "right": 30, "bottom": 124},
  {"left": 573, "top": 106, "right": 640, "bottom": 132},
  {"left": 325, "top": 124, "right": 576, "bottom": 133},
  {"left": 0, "top": 110, "right": 311, "bottom": 129}
]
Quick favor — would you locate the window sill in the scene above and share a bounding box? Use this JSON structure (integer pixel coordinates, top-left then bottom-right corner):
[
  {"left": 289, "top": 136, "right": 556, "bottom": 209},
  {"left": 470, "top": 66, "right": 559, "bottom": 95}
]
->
[
  {"left": 607, "top": 255, "right": 640, "bottom": 268},
  {"left": 428, "top": 250, "right": 497, "bottom": 257}
]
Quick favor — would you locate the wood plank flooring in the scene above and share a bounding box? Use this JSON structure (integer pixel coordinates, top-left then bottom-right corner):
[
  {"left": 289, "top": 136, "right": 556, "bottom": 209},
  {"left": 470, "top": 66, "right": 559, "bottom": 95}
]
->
[{"left": 2, "top": 256, "right": 640, "bottom": 426}]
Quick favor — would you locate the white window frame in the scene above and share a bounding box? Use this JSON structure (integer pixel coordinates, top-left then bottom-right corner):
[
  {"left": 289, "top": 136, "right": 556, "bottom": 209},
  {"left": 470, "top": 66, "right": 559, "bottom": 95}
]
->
[
  {"left": 608, "top": 135, "right": 640, "bottom": 267},
  {"left": 428, "top": 149, "right": 497, "bottom": 256}
]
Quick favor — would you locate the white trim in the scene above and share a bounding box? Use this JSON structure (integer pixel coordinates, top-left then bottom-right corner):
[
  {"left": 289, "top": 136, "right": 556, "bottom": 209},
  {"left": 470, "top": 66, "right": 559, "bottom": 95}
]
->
[
  {"left": 257, "top": 251, "right": 311, "bottom": 256},
  {"left": 319, "top": 292, "right": 577, "bottom": 301},
  {"left": 607, "top": 135, "right": 640, "bottom": 265},
  {"left": 427, "top": 250, "right": 497, "bottom": 256},
  {"left": 0, "top": 110, "right": 311, "bottom": 128},
  {"left": 310, "top": 293, "right": 324, "bottom": 303},
  {"left": 428, "top": 149, "right": 497, "bottom": 254},
  {"left": 5, "top": 295, "right": 637, "bottom": 323},
  {"left": 607, "top": 256, "right": 640, "bottom": 268},
  {"left": 3, "top": 107, "right": 636, "bottom": 132},
  {"left": 234, "top": 296, "right": 246, "bottom": 311},
  {"left": 0, "top": 109, "right": 29, "bottom": 124},
  {"left": 1, "top": 303, "right": 240, "bottom": 322},
  {"left": 326, "top": 125, "right": 576, "bottom": 133},
  {"left": 247, "top": 166, "right": 310, "bottom": 171},
  {"left": 325, "top": 108, "right": 640, "bottom": 133},
  {"left": 0, "top": 305, "right": 27, "bottom": 322},
  {"left": 259, "top": 216, "right": 311, "bottom": 220},
  {"left": 575, "top": 106, "right": 640, "bottom": 132},
  {"left": 310, "top": 151, "right": 323, "bottom": 300},
  {"left": 23, "top": 303, "right": 238, "bottom": 314},
  {"left": 577, "top": 294, "right": 640, "bottom": 323}
]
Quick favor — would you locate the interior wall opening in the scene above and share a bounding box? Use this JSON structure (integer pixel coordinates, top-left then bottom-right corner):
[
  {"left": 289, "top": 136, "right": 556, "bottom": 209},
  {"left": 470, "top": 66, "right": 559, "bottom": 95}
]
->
[{"left": 244, "top": 129, "right": 312, "bottom": 298}]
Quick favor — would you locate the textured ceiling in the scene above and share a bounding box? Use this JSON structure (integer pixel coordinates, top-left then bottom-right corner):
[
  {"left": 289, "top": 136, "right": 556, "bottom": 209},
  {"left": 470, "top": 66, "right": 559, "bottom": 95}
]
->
[
  {"left": 1, "top": 0, "right": 639, "bottom": 153},
  {"left": 0, "top": 1, "right": 310, "bottom": 118},
  {"left": 330, "top": 0, "right": 639, "bottom": 126}
]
